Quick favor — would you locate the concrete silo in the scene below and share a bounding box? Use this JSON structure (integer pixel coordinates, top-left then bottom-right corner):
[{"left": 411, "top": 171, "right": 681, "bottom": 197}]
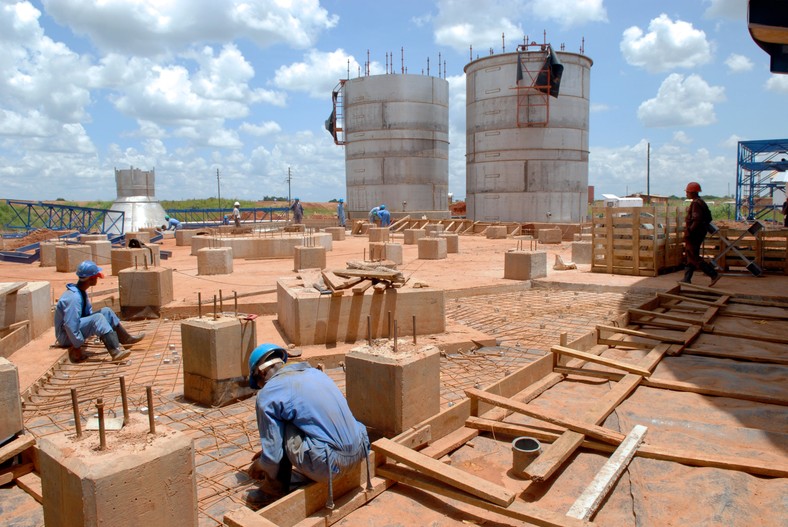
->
[
  {"left": 465, "top": 45, "right": 593, "bottom": 223},
  {"left": 103, "top": 167, "right": 168, "bottom": 234},
  {"left": 340, "top": 74, "right": 450, "bottom": 219}
]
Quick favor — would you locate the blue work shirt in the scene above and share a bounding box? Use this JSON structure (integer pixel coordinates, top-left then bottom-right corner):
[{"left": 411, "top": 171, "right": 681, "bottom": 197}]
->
[
  {"left": 167, "top": 217, "right": 182, "bottom": 230},
  {"left": 255, "top": 363, "right": 369, "bottom": 483},
  {"left": 54, "top": 283, "right": 92, "bottom": 348},
  {"left": 368, "top": 207, "right": 380, "bottom": 222},
  {"left": 378, "top": 209, "right": 391, "bottom": 227}
]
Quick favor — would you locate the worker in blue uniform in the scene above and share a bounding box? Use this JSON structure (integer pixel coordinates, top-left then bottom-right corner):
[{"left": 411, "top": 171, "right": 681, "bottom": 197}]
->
[
  {"left": 377, "top": 204, "right": 391, "bottom": 227},
  {"left": 163, "top": 214, "right": 182, "bottom": 230},
  {"left": 54, "top": 260, "right": 145, "bottom": 363},
  {"left": 368, "top": 204, "right": 382, "bottom": 225},
  {"left": 337, "top": 198, "right": 346, "bottom": 227},
  {"left": 246, "top": 344, "right": 371, "bottom": 507}
]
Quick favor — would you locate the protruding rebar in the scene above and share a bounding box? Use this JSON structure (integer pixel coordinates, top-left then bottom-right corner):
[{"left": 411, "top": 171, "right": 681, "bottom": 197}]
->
[
  {"left": 134, "top": 256, "right": 138, "bottom": 269},
  {"left": 71, "top": 388, "right": 82, "bottom": 438},
  {"left": 219, "top": 289, "right": 223, "bottom": 314},
  {"left": 393, "top": 321, "right": 398, "bottom": 353},
  {"left": 234, "top": 290, "right": 238, "bottom": 316},
  {"left": 146, "top": 386, "right": 156, "bottom": 434},
  {"left": 96, "top": 398, "right": 106, "bottom": 450},
  {"left": 412, "top": 315, "right": 417, "bottom": 344},
  {"left": 388, "top": 311, "right": 392, "bottom": 339},
  {"left": 213, "top": 295, "right": 218, "bottom": 320},
  {"left": 367, "top": 315, "right": 372, "bottom": 346},
  {"left": 119, "top": 376, "right": 129, "bottom": 425},
  {"left": 198, "top": 292, "right": 202, "bottom": 318}
]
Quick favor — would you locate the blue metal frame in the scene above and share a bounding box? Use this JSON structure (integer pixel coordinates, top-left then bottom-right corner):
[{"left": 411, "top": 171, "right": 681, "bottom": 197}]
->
[
  {"left": 735, "top": 139, "right": 788, "bottom": 221},
  {"left": 163, "top": 206, "right": 289, "bottom": 227},
  {"left": 3, "top": 200, "right": 125, "bottom": 234}
]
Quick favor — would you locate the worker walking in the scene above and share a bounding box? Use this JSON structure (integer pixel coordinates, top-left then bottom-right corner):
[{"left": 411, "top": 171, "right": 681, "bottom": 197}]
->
[
  {"left": 233, "top": 202, "right": 242, "bottom": 227},
  {"left": 337, "top": 199, "right": 346, "bottom": 227},
  {"left": 163, "top": 214, "right": 181, "bottom": 230},
  {"left": 55, "top": 260, "right": 145, "bottom": 363},
  {"left": 246, "top": 344, "right": 370, "bottom": 506},
  {"left": 682, "top": 182, "right": 720, "bottom": 286},
  {"left": 377, "top": 204, "right": 391, "bottom": 227},
  {"left": 290, "top": 198, "right": 304, "bottom": 224}
]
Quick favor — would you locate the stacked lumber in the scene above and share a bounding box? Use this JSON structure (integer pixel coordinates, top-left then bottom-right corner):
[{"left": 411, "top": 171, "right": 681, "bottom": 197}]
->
[{"left": 316, "top": 261, "right": 406, "bottom": 296}]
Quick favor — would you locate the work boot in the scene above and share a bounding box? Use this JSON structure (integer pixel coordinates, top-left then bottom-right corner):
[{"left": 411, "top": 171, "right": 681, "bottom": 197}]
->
[
  {"left": 100, "top": 331, "right": 131, "bottom": 361},
  {"left": 68, "top": 347, "right": 86, "bottom": 363},
  {"left": 115, "top": 324, "right": 145, "bottom": 345},
  {"left": 679, "top": 266, "right": 694, "bottom": 284}
]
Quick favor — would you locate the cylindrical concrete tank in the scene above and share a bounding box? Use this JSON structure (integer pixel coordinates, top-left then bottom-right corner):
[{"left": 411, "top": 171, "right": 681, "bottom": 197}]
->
[
  {"left": 343, "top": 74, "right": 449, "bottom": 219},
  {"left": 103, "top": 167, "right": 168, "bottom": 234},
  {"left": 465, "top": 50, "right": 592, "bottom": 223}
]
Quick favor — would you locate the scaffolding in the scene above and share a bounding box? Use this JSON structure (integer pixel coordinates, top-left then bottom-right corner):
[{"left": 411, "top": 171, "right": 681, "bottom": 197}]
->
[
  {"left": 515, "top": 42, "right": 563, "bottom": 127},
  {"left": 3, "top": 200, "right": 125, "bottom": 235},
  {"left": 735, "top": 139, "right": 788, "bottom": 221},
  {"left": 327, "top": 81, "right": 346, "bottom": 145}
]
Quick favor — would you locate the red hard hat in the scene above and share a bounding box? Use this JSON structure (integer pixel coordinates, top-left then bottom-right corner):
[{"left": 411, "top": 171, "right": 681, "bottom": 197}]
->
[{"left": 685, "top": 182, "right": 701, "bottom": 193}]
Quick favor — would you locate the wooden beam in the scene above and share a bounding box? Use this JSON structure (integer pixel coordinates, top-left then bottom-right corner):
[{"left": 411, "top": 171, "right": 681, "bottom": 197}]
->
[
  {"left": 628, "top": 308, "right": 702, "bottom": 325},
  {"left": 708, "top": 328, "right": 788, "bottom": 345},
  {"left": 596, "top": 325, "right": 685, "bottom": 344},
  {"left": 291, "top": 477, "right": 393, "bottom": 527},
  {"left": 0, "top": 462, "right": 34, "bottom": 486},
  {"left": 0, "top": 434, "right": 35, "bottom": 464},
  {"left": 683, "top": 347, "right": 788, "bottom": 365},
  {"left": 16, "top": 471, "right": 42, "bottom": 503},
  {"left": 464, "top": 388, "right": 626, "bottom": 446},
  {"left": 419, "top": 426, "right": 478, "bottom": 459},
  {"left": 371, "top": 437, "right": 515, "bottom": 507},
  {"left": 224, "top": 507, "right": 280, "bottom": 527},
  {"left": 377, "top": 464, "right": 591, "bottom": 527},
  {"left": 351, "top": 280, "right": 373, "bottom": 294},
  {"left": 566, "top": 425, "right": 648, "bottom": 520},
  {"left": 550, "top": 345, "right": 652, "bottom": 377}
]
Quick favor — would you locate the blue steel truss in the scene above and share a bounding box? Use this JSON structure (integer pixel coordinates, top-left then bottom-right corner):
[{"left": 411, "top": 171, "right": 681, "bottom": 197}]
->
[
  {"left": 4, "top": 200, "right": 125, "bottom": 234},
  {"left": 164, "top": 206, "right": 290, "bottom": 227},
  {"left": 736, "top": 139, "right": 788, "bottom": 221}
]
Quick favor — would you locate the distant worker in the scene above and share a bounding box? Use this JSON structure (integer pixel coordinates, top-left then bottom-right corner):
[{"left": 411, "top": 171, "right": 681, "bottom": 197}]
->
[
  {"left": 233, "top": 202, "right": 242, "bottom": 227},
  {"left": 377, "top": 204, "right": 391, "bottom": 227},
  {"left": 246, "top": 344, "right": 371, "bottom": 505},
  {"left": 223, "top": 214, "right": 230, "bottom": 225},
  {"left": 368, "top": 204, "right": 381, "bottom": 226},
  {"left": 164, "top": 214, "right": 182, "bottom": 230},
  {"left": 337, "top": 198, "right": 346, "bottom": 227},
  {"left": 681, "top": 182, "right": 720, "bottom": 286},
  {"left": 290, "top": 197, "right": 304, "bottom": 224},
  {"left": 782, "top": 199, "right": 788, "bottom": 227},
  {"left": 54, "top": 260, "right": 145, "bottom": 363}
]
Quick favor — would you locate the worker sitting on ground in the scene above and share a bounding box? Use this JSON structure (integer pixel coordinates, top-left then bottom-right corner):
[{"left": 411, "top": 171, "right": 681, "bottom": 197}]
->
[
  {"left": 54, "top": 260, "right": 145, "bottom": 363},
  {"left": 247, "top": 344, "right": 370, "bottom": 504},
  {"left": 681, "top": 181, "right": 720, "bottom": 287},
  {"left": 377, "top": 204, "right": 391, "bottom": 227},
  {"left": 290, "top": 197, "right": 304, "bottom": 224},
  {"left": 164, "top": 214, "right": 182, "bottom": 230}
]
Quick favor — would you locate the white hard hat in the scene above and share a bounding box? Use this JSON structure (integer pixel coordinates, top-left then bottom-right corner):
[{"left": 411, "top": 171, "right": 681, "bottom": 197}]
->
[{"left": 234, "top": 201, "right": 240, "bottom": 207}]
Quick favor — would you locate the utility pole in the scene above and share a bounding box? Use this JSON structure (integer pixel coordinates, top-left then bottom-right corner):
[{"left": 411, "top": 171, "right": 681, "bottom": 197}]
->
[
  {"left": 646, "top": 142, "right": 650, "bottom": 204},
  {"left": 216, "top": 168, "right": 222, "bottom": 212},
  {"left": 285, "top": 167, "right": 292, "bottom": 220}
]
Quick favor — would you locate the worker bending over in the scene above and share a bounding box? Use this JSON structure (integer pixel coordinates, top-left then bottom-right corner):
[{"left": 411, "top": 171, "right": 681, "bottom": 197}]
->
[
  {"left": 163, "top": 214, "right": 181, "bottom": 230},
  {"left": 377, "top": 204, "right": 391, "bottom": 227}
]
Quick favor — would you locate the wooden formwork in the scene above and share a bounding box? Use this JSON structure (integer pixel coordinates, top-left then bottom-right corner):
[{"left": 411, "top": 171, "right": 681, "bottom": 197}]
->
[
  {"left": 704, "top": 227, "right": 788, "bottom": 275},
  {"left": 591, "top": 206, "right": 684, "bottom": 276},
  {"left": 389, "top": 216, "right": 522, "bottom": 236}
]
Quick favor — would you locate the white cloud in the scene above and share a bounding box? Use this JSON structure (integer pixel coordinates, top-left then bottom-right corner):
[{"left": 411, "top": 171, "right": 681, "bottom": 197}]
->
[
  {"left": 621, "top": 14, "right": 712, "bottom": 73},
  {"left": 41, "top": 0, "right": 338, "bottom": 56},
  {"left": 239, "top": 121, "right": 282, "bottom": 137},
  {"left": 673, "top": 131, "right": 692, "bottom": 145},
  {"left": 724, "top": 53, "right": 754, "bottom": 73},
  {"left": 526, "top": 0, "right": 607, "bottom": 28},
  {"left": 446, "top": 74, "right": 467, "bottom": 199},
  {"left": 433, "top": 0, "right": 524, "bottom": 53},
  {"left": 765, "top": 74, "right": 788, "bottom": 94},
  {"left": 638, "top": 74, "right": 725, "bottom": 127},
  {"left": 273, "top": 49, "right": 378, "bottom": 99},
  {"left": 704, "top": 0, "right": 746, "bottom": 20},
  {"left": 590, "top": 103, "right": 610, "bottom": 113},
  {"left": 722, "top": 134, "right": 743, "bottom": 150}
]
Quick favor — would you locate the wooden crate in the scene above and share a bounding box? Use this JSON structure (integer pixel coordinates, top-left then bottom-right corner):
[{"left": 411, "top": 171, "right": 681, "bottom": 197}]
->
[
  {"left": 704, "top": 227, "right": 788, "bottom": 275},
  {"left": 591, "top": 206, "right": 684, "bottom": 276}
]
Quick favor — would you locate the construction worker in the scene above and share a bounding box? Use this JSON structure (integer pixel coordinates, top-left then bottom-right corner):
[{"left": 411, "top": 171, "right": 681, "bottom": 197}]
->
[
  {"left": 682, "top": 182, "right": 720, "bottom": 286},
  {"left": 163, "top": 214, "right": 181, "bottom": 230},
  {"left": 377, "top": 204, "right": 391, "bottom": 227},
  {"left": 246, "top": 344, "right": 370, "bottom": 504},
  {"left": 337, "top": 198, "right": 346, "bottom": 227},
  {"left": 290, "top": 197, "right": 304, "bottom": 224},
  {"left": 233, "top": 202, "right": 241, "bottom": 227},
  {"left": 54, "top": 260, "right": 145, "bottom": 363},
  {"left": 368, "top": 204, "right": 382, "bottom": 226}
]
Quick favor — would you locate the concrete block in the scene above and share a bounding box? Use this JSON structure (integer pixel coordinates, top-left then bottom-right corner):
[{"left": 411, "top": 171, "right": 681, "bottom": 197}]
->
[
  {"left": 346, "top": 346, "right": 441, "bottom": 437},
  {"left": 125, "top": 231, "right": 151, "bottom": 246},
  {"left": 85, "top": 240, "right": 112, "bottom": 266},
  {"left": 368, "top": 228, "right": 390, "bottom": 243},
  {"left": 118, "top": 267, "right": 174, "bottom": 312},
  {"left": 504, "top": 250, "right": 547, "bottom": 280},
  {"left": 294, "top": 246, "right": 326, "bottom": 271},
  {"left": 424, "top": 224, "right": 444, "bottom": 236},
  {"left": 277, "top": 279, "right": 445, "bottom": 346},
  {"left": 181, "top": 316, "right": 257, "bottom": 406},
  {"left": 417, "top": 237, "right": 447, "bottom": 260},
  {"left": 0, "top": 358, "right": 23, "bottom": 443},
  {"left": 111, "top": 247, "right": 160, "bottom": 275},
  {"left": 197, "top": 247, "right": 233, "bottom": 275},
  {"left": 538, "top": 228, "right": 562, "bottom": 244},
  {"left": 79, "top": 234, "right": 108, "bottom": 243},
  {"left": 572, "top": 241, "right": 592, "bottom": 264},
  {"left": 0, "top": 281, "right": 52, "bottom": 346},
  {"left": 39, "top": 241, "right": 63, "bottom": 267},
  {"left": 404, "top": 229, "right": 426, "bottom": 245},
  {"left": 440, "top": 233, "right": 459, "bottom": 253},
  {"left": 55, "top": 244, "right": 92, "bottom": 273},
  {"left": 175, "top": 229, "right": 200, "bottom": 246},
  {"left": 384, "top": 243, "right": 403, "bottom": 265},
  {"left": 39, "top": 418, "right": 197, "bottom": 527},
  {"left": 325, "top": 227, "right": 346, "bottom": 241},
  {"left": 368, "top": 242, "right": 386, "bottom": 262},
  {"left": 486, "top": 225, "right": 508, "bottom": 239}
]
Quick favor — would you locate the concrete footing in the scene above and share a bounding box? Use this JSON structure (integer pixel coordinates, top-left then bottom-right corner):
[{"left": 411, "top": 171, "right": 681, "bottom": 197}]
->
[
  {"left": 181, "top": 316, "right": 257, "bottom": 407},
  {"left": 294, "top": 246, "right": 327, "bottom": 271},
  {"left": 56, "top": 244, "right": 92, "bottom": 272},
  {"left": 424, "top": 224, "right": 444, "bottom": 236},
  {"left": 39, "top": 241, "right": 63, "bottom": 267},
  {"left": 440, "top": 233, "right": 459, "bottom": 253},
  {"left": 538, "top": 228, "right": 562, "bottom": 244},
  {"left": 486, "top": 226, "right": 508, "bottom": 239},
  {"left": 191, "top": 233, "right": 332, "bottom": 258},
  {"left": 79, "top": 234, "right": 108, "bottom": 243},
  {"left": 573, "top": 233, "right": 592, "bottom": 242},
  {"left": 504, "top": 250, "right": 547, "bottom": 280},
  {"left": 0, "top": 358, "right": 23, "bottom": 443},
  {"left": 85, "top": 240, "right": 112, "bottom": 266},
  {"left": 176, "top": 229, "right": 200, "bottom": 246},
  {"left": 417, "top": 237, "right": 447, "bottom": 260},
  {"left": 0, "top": 281, "right": 52, "bottom": 354},
  {"left": 118, "top": 267, "right": 174, "bottom": 318},
  {"left": 571, "top": 241, "right": 592, "bottom": 264},
  {"left": 325, "top": 227, "right": 346, "bottom": 241},
  {"left": 346, "top": 345, "right": 441, "bottom": 437},
  {"left": 384, "top": 243, "right": 403, "bottom": 265},
  {"left": 39, "top": 418, "right": 197, "bottom": 527},
  {"left": 404, "top": 229, "right": 426, "bottom": 245},
  {"left": 368, "top": 228, "right": 390, "bottom": 243},
  {"left": 125, "top": 231, "right": 151, "bottom": 246},
  {"left": 197, "top": 247, "right": 233, "bottom": 275},
  {"left": 111, "top": 247, "right": 161, "bottom": 275}
]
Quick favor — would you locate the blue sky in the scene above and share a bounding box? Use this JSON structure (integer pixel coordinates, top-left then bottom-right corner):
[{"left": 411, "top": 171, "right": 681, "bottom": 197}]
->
[{"left": 1, "top": 0, "right": 786, "bottom": 203}]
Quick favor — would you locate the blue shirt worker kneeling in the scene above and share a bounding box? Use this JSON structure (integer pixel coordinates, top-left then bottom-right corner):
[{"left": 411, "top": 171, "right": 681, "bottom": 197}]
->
[
  {"left": 164, "top": 215, "right": 182, "bottom": 230},
  {"left": 246, "top": 344, "right": 371, "bottom": 507},
  {"left": 54, "top": 260, "right": 145, "bottom": 363},
  {"left": 377, "top": 204, "right": 391, "bottom": 227}
]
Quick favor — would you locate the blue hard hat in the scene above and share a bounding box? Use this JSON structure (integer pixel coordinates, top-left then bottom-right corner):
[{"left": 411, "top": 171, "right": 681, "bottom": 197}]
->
[
  {"left": 165, "top": 215, "right": 170, "bottom": 220},
  {"left": 339, "top": 198, "right": 344, "bottom": 203},
  {"left": 294, "top": 197, "right": 300, "bottom": 201},
  {"left": 379, "top": 204, "right": 386, "bottom": 210},
  {"left": 76, "top": 260, "right": 104, "bottom": 279},
  {"left": 248, "top": 344, "right": 288, "bottom": 389}
]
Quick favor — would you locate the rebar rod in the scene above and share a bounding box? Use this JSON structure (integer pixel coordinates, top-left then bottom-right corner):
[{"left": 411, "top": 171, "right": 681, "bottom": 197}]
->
[
  {"left": 96, "top": 398, "right": 106, "bottom": 450},
  {"left": 198, "top": 292, "right": 202, "bottom": 318},
  {"left": 119, "top": 376, "right": 129, "bottom": 425},
  {"left": 412, "top": 315, "right": 417, "bottom": 344},
  {"left": 146, "top": 386, "right": 156, "bottom": 434},
  {"left": 367, "top": 315, "right": 372, "bottom": 345},
  {"left": 71, "top": 388, "right": 82, "bottom": 438}
]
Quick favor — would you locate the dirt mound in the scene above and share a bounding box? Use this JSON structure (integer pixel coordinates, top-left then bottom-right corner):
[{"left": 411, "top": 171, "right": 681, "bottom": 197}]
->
[{"left": 3, "top": 229, "right": 71, "bottom": 250}]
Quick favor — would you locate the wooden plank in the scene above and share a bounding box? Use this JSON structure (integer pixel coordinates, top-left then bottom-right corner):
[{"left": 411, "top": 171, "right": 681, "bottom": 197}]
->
[
  {"left": 0, "top": 462, "right": 34, "bottom": 486},
  {"left": 292, "top": 477, "right": 393, "bottom": 527},
  {"left": 371, "top": 437, "right": 515, "bottom": 507},
  {"left": 683, "top": 346, "right": 788, "bottom": 365},
  {"left": 596, "top": 325, "right": 685, "bottom": 344},
  {"left": 628, "top": 308, "right": 702, "bottom": 325},
  {"left": 377, "top": 464, "right": 591, "bottom": 527},
  {"left": 394, "top": 424, "right": 431, "bottom": 450},
  {"left": 0, "top": 434, "right": 35, "bottom": 464},
  {"left": 566, "top": 425, "right": 648, "bottom": 520},
  {"left": 16, "top": 471, "right": 42, "bottom": 503},
  {"left": 333, "top": 269, "right": 402, "bottom": 281},
  {"left": 550, "top": 345, "right": 651, "bottom": 377},
  {"left": 464, "top": 388, "right": 626, "bottom": 446},
  {"left": 224, "top": 507, "right": 280, "bottom": 527},
  {"left": 0, "top": 282, "right": 26, "bottom": 297},
  {"left": 419, "top": 426, "right": 478, "bottom": 459},
  {"left": 351, "top": 280, "right": 373, "bottom": 294},
  {"left": 709, "top": 328, "right": 788, "bottom": 345}
]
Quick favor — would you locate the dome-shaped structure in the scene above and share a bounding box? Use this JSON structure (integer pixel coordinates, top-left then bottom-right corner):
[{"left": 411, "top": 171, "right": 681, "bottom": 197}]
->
[{"left": 103, "top": 167, "right": 167, "bottom": 234}]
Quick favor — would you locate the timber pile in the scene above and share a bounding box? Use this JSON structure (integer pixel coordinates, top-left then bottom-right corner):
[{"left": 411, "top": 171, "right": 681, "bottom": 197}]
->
[{"left": 320, "top": 261, "right": 406, "bottom": 296}]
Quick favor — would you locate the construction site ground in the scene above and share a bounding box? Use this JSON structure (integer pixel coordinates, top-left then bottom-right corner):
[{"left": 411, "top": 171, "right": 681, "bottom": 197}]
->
[{"left": 1, "top": 230, "right": 786, "bottom": 526}]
